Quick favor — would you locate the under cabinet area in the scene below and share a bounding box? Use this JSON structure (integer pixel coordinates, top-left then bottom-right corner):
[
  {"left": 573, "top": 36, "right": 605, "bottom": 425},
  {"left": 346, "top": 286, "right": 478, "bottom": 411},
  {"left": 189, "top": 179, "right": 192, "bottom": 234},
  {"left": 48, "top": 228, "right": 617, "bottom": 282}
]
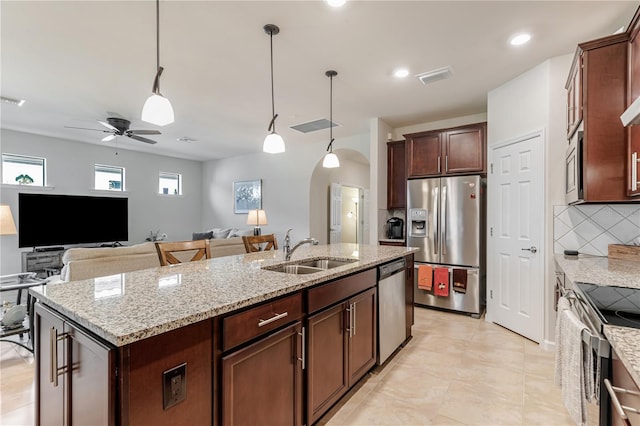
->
[
  {"left": 306, "top": 269, "right": 377, "bottom": 425},
  {"left": 404, "top": 122, "right": 486, "bottom": 178},
  {"left": 35, "top": 303, "right": 116, "bottom": 426}
]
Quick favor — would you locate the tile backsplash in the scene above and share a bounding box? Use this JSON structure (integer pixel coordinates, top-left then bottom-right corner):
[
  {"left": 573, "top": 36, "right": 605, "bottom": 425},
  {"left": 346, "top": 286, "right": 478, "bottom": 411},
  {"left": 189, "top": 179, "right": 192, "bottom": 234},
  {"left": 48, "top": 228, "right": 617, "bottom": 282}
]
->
[{"left": 554, "top": 204, "right": 640, "bottom": 255}]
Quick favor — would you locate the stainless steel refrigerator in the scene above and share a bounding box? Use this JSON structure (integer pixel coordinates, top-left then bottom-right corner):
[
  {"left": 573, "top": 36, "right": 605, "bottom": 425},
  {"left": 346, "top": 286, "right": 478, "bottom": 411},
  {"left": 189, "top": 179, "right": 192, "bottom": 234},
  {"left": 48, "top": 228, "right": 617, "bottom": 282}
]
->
[{"left": 407, "top": 175, "right": 486, "bottom": 317}]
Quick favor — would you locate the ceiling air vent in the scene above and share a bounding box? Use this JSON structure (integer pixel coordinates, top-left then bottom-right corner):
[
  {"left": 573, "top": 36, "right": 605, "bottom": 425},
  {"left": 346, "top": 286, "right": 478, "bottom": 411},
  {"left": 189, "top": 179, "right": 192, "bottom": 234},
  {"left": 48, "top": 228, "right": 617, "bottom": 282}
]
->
[
  {"left": 416, "top": 66, "right": 453, "bottom": 85},
  {"left": 290, "top": 118, "right": 338, "bottom": 134}
]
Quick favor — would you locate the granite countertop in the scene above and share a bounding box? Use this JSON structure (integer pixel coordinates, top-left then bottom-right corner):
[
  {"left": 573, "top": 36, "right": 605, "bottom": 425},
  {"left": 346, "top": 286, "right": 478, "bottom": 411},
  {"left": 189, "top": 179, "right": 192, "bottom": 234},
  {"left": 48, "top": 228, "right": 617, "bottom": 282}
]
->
[
  {"left": 30, "top": 243, "right": 418, "bottom": 347},
  {"left": 554, "top": 253, "right": 640, "bottom": 289},
  {"left": 604, "top": 326, "right": 640, "bottom": 388},
  {"left": 554, "top": 253, "right": 640, "bottom": 388}
]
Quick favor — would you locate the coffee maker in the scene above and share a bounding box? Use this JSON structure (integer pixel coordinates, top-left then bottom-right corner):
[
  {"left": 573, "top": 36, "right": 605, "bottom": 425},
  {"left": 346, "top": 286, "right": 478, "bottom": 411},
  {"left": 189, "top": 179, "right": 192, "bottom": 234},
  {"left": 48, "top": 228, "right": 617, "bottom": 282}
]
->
[{"left": 386, "top": 217, "right": 404, "bottom": 239}]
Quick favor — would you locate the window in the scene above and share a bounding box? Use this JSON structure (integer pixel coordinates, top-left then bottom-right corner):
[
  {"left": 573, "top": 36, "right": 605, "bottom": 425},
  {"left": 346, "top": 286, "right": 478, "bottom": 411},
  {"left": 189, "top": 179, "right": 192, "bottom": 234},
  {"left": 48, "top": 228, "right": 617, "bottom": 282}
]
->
[
  {"left": 95, "top": 164, "right": 125, "bottom": 191},
  {"left": 159, "top": 172, "right": 181, "bottom": 195},
  {"left": 2, "top": 153, "right": 46, "bottom": 186}
]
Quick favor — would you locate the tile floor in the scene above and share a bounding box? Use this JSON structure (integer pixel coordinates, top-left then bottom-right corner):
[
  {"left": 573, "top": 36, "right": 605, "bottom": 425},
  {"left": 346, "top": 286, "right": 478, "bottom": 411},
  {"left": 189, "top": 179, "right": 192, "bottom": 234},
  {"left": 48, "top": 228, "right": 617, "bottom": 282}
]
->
[{"left": 0, "top": 306, "right": 590, "bottom": 426}]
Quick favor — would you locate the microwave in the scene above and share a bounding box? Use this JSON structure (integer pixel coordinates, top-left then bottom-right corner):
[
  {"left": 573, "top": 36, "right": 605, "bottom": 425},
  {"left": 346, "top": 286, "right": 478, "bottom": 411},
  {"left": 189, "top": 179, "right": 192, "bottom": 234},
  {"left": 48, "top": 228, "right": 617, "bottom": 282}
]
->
[{"left": 565, "top": 125, "right": 584, "bottom": 204}]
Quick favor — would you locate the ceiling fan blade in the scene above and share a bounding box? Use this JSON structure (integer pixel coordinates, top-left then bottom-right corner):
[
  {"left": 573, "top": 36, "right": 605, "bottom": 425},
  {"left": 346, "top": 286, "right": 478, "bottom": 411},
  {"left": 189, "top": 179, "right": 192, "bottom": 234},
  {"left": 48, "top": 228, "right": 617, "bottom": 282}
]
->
[
  {"left": 128, "top": 134, "right": 157, "bottom": 144},
  {"left": 102, "top": 134, "right": 116, "bottom": 142},
  {"left": 97, "top": 120, "right": 119, "bottom": 132},
  {"left": 127, "top": 129, "right": 161, "bottom": 135},
  {"left": 64, "top": 125, "right": 111, "bottom": 133}
]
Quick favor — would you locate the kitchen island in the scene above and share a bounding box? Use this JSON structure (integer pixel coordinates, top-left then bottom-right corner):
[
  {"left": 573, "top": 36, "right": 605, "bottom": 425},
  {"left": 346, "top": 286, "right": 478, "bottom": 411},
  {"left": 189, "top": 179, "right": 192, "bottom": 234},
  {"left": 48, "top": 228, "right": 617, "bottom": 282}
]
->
[{"left": 30, "top": 243, "right": 417, "bottom": 426}]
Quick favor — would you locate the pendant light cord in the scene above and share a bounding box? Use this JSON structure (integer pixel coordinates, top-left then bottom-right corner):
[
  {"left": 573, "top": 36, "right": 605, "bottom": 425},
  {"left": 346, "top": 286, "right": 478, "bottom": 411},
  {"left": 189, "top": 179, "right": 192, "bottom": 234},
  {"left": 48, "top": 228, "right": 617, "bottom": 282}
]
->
[
  {"left": 329, "top": 74, "right": 333, "bottom": 151},
  {"left": 268, "top": 29, "right": 278, "bottom": 133},
  {"left": 156, "top": 0, "right": 160, "bottom": 72}
]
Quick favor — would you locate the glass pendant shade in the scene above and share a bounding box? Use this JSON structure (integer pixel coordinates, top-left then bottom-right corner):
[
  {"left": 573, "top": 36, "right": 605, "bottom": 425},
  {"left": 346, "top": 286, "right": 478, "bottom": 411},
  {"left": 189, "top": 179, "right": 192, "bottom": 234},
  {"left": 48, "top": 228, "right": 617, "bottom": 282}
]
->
[
  {"left": 323, "top": 152, "right": 340, "bottom": 168},
  {"left": 142, "top": 93, "right": 174, "bottom": 126},
  {"left": 263, "top": 132, "right": 285, "bottom": 154}
]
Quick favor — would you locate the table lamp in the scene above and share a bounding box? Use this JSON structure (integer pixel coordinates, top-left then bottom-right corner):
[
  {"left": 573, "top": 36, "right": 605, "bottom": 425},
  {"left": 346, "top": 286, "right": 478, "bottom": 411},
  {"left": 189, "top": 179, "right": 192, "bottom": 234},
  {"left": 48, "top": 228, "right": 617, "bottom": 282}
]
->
[
  {"left": 0, "top": 205, "right": 17, "bottom": 236},
  {"left": 247, "top": 209, "right": 268, "bottom": 236}
]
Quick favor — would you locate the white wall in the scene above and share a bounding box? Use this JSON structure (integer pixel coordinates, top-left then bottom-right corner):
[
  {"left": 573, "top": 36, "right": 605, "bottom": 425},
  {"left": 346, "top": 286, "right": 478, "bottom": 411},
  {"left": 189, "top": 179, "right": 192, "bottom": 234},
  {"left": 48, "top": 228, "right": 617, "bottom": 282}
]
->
[
  {"left": 487, "top": 54, "right": 573, "bottom": 346},
  {"left": 0, "top": 129, "right": 202, "bottom": 275},
  {"left": 202, "top": 134, "right": 369, "bottom": 246}
]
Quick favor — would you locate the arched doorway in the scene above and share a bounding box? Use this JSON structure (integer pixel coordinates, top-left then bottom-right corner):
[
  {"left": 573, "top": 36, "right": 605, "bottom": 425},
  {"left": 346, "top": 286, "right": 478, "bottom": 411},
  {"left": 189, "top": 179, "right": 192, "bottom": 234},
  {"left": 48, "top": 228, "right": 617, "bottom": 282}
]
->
[{"left": 308, "top": 148, "right": 370, "bottom": 245}]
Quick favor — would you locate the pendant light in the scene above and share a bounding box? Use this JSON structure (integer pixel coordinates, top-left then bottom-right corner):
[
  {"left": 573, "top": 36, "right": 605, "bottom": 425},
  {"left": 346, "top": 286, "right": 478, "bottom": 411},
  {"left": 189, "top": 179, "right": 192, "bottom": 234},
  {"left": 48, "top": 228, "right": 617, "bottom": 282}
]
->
[
  {"left": 263, "top": 24, "right": 285, "bottom": 154},
  {"left": 141, "top": 0, "right": 174, "bottom": 126},
  {"left": 322, "top": 70, "right": 340, "bottom": 168}
]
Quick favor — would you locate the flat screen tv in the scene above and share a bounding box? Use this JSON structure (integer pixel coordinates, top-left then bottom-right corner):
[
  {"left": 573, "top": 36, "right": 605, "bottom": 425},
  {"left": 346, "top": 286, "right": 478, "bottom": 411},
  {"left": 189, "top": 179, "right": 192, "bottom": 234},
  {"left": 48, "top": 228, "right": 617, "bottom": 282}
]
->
[{"left": 18, "top": 193, "right": 128, "bottom": 248}]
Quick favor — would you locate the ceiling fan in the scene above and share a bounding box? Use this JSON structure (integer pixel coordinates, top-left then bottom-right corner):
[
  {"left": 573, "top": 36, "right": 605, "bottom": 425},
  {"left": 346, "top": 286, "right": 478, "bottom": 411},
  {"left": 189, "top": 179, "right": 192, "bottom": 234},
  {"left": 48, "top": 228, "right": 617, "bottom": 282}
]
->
[{"left": 65, "top": 117, "right": 160, "bottom": 144}]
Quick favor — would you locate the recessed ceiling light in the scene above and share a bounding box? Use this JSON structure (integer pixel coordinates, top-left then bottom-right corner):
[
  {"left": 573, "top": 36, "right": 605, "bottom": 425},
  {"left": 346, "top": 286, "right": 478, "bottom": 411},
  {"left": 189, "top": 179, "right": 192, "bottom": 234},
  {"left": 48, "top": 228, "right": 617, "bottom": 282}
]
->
[
  {"left": 326, "top": 0, "right": 346, "bottom": 7},
  {"left": 394, "top": 68, "right": 410, "bottom": 78},
  {"left": 510, "top": 33, "right": 531, "bottom": 46},
  {"left": 177, "top": 137, "right": 197, "bottom": 143},
  {"left": 1, "top": 96, "right": 26, "bottom": 107}
]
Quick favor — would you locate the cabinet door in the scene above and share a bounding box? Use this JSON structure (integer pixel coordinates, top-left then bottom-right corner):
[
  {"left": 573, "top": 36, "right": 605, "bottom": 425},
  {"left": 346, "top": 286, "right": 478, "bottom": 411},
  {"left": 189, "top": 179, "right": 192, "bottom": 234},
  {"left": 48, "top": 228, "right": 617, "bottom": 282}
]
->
[
  {"left": 443, "top": 125, "right": 486, "bottom": 174},
  {"left": 35, "top": 303, "right": 65, "bottom": 426},
  {"left": 611, "top": 349, "right": 640, "bottom": 426},
  {"left": 222, "top": 322, "right": 303, "bottom": 426},
  {"left": 347, "top": 287, "right": 377, "bottom": 386},
  {"left": 407, "top": 132, "right": 441, "bottom": 177},
  {"left": 566, "top": 54, "right": 582, "bottom": 139},
  {"left": 306, "top": 303, "right": 348, "bottom": 425},
  {"left": 67, "top": 322, "right": 116, "bottom": 426},
  {"left": 629, "top": 16, "right": 640, "bottom": 197},
  {"left": 387, "top": 140, "right": 406, "bottom": 209}
]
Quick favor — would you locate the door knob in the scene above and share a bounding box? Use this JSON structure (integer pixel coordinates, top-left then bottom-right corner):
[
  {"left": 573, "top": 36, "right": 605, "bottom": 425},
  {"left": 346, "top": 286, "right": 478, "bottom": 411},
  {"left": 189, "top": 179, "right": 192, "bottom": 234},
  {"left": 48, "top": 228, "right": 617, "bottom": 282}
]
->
[{"left": 521, "top": 246, "right": 537, "bottom": 254}]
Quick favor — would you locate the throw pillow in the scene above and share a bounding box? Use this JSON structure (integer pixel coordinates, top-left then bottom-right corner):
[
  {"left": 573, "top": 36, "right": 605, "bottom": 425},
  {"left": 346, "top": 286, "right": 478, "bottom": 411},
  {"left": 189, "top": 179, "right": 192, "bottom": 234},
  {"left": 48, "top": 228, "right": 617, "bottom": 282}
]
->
[
  {"left": 213, "top": 228, "right": 231, "bottom": 239},
  {"left": 227, "top": 228, "right": 240, "bottom": 238},
  {"left": 192, "top": 231, "right": 213, "bottom": 241}
]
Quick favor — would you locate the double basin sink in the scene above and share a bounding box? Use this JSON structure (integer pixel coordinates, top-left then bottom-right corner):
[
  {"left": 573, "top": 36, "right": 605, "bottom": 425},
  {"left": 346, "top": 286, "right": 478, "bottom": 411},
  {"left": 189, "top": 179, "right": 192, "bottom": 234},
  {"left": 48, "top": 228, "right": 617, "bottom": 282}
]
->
[{"left": 264, "top": 257, "right": 357, "bottom": 275}]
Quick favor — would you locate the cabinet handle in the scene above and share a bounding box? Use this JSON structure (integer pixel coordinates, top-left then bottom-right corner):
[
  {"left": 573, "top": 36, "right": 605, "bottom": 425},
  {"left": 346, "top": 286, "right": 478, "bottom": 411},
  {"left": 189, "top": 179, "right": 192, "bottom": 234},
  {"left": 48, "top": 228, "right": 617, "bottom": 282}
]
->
[
  {"left": 437, "top": 156, "right": 441, "bottom": 174},
  {"left": 604, "top": 378, "right": 640, "bottom": 421},
  {"left": 345, "top": 306, "right": 352, "bottom": 337},
  {"left": 633, "top": 152, "right": 638, "bottom": 192},
  {"left": 297, "top": 327, "right": 305, "bottom": 370},
  {"left": 445, "top": 155, "right": 448, "bottom": 172},
  {"left": 50, "top": 327, "right": 70, "bottom": 387},
  {"left": 352, "top": 303, "right": 356, "bottom": 336},
  {"left": 258, "top": 311, "right": 288, "bottom": 327}
]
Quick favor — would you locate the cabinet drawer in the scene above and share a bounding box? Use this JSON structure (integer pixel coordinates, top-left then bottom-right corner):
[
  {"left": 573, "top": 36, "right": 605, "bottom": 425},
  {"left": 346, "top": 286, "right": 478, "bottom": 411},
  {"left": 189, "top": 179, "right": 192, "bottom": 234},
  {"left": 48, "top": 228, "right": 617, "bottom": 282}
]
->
[
  {"left": 307, "top": 269, "right": 376, "bottom": 314},
  {"left": 222, "top": 292, "right": 302, "bottom": 351}
]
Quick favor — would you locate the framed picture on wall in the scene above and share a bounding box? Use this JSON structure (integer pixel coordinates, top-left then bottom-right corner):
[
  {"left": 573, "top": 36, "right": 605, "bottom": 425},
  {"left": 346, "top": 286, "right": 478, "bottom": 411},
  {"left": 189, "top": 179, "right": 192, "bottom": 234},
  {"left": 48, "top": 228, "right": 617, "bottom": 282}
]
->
[{"left": 234, "top": 179, "right": 262, "bottom": 213}]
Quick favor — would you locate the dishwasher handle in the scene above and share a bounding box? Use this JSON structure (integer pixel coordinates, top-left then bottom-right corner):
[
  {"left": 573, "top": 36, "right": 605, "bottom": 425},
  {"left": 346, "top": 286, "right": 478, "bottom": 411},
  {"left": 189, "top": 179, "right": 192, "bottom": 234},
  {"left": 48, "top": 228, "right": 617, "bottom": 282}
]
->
[{"left": 378, "top": 258, "right": 406, "bottom": 280}]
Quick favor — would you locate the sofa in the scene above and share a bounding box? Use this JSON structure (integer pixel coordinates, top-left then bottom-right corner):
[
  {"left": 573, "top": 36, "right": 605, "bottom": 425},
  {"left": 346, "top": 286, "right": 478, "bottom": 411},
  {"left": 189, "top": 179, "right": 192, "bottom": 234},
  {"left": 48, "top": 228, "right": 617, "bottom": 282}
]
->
[{"left": 58, "top": 230, "right": 248, "bottom": 282}]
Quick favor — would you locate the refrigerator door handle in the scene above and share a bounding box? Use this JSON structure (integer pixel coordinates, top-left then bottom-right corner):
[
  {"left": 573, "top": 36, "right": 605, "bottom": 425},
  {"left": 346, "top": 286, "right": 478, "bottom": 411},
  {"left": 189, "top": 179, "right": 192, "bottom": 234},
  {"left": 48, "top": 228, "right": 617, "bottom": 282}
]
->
[
  {"left": 434, "top": 186, "right": 439, "bottom": 255},
  {"left": 442, "top": 185, "right": 447, "bottom": 255}
]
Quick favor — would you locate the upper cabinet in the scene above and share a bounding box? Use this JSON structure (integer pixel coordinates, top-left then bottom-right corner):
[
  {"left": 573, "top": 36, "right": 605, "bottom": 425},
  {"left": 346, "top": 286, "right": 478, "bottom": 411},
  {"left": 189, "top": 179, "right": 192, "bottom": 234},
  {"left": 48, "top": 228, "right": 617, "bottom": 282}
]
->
[
  {"left": 565, "top": 32, "right": 630, "bottom": 203},
  {"left": 386, "top": 140, "right": 406, "bottom": 209},
  {"left": 627, "top": 8, "right": 640, "bottom": 196},
  {"left": 404, "top": 122, "right": 486, "bottom": 178}
]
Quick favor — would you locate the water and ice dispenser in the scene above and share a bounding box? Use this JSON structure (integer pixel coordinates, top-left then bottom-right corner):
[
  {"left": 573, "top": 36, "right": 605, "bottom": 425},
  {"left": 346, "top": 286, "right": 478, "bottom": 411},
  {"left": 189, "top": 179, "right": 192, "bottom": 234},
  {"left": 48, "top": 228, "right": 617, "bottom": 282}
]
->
[{"left": 409, "top": 208, "right": 427, "bottom": 237}]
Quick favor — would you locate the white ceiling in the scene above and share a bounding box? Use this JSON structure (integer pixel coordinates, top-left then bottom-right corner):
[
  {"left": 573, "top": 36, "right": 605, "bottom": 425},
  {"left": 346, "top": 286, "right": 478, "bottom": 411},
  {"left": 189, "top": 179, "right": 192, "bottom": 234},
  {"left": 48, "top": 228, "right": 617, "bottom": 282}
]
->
[{"left": 1, "top": 1, "right": 637, "bottom": 162}]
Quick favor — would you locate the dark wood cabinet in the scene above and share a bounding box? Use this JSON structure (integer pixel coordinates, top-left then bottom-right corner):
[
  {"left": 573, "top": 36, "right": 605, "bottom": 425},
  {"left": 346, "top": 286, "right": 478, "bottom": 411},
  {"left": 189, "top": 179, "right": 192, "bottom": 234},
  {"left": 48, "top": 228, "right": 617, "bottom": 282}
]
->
[
  {"left": 35, "top": 303, "right": 116, "bottom": 426},
  {"left": 628, "top": 8, "right": 640, "bottom": 197},
  {"left": 609, "top": 349, "right": 640, "bottom": 426},
  {"left": 405, "top": 123, "right": 486, "bottom": 178},
  {"left": 222, "top": 322, "right": 303, "bottom": 426},
  {"left": 566, "top": 33, "right": 630, "bottom": 202},
  {"left": 306, "top": 270, "right": 377, "bottom": 425},
  {"left": 387, "top": 140, "right": 406, "bottom": 209},
  {"left": 379, "top": 240, "right": 405, "bottom": 247}
]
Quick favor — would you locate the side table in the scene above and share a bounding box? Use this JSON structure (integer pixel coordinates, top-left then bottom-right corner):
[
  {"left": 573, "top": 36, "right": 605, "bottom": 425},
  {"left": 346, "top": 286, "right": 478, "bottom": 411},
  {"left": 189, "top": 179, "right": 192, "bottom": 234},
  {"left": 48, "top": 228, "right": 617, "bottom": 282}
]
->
[{"left": 0, "top": 273, "right": 46, "bottom": 352}]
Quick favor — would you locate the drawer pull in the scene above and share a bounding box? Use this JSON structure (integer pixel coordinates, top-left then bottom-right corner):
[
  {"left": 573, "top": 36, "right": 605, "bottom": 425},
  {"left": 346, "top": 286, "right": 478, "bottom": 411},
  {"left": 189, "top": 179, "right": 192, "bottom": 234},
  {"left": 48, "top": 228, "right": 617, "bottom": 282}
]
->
[
  {"left": 50, "top": 328, "right": 70, "bottom": 387},
  {"left": 604, "top": 378, "right": 640, "bottom": 420},
  {"left": 258, "top": 311, "right": 288, "bottom": 327}
]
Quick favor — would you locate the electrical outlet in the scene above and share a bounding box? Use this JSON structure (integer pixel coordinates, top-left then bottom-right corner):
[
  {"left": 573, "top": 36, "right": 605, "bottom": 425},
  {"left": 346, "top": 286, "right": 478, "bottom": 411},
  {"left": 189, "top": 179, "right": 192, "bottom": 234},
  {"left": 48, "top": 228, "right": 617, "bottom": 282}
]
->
[{"left": 162, "top": 363, "right": 187, "bottom": 410}]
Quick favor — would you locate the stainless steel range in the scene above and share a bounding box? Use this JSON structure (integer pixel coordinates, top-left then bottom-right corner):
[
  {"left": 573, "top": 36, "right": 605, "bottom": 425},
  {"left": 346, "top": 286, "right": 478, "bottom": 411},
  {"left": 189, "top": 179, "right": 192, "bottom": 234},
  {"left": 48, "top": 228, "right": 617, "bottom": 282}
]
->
[{"left": 575, "top": 283, "right": 640, "bottom": 330}]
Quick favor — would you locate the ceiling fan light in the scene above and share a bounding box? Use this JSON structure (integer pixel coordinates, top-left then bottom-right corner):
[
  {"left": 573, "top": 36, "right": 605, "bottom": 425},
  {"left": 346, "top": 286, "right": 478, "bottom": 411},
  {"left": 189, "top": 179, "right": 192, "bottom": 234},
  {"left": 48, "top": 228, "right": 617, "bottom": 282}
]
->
[
  {"left": 322, "top": 152, "right": 340, "bottom": 168},
  {"left": 141, "top": 94, "right": 174, "bottom": 126},
  {"left": 102, "top": 134, "right": 116, "bottom": 142},
  {"left": 263, "top": 132, "right": 285, "bottom": 154}
]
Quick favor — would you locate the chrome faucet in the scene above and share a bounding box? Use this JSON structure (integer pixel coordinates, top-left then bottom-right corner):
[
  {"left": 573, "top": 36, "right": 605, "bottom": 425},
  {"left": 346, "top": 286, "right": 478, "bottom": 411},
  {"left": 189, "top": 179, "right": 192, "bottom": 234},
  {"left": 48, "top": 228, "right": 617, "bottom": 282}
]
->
[{"left": 283, "top": 228, "right": 319, "bottom": 261}]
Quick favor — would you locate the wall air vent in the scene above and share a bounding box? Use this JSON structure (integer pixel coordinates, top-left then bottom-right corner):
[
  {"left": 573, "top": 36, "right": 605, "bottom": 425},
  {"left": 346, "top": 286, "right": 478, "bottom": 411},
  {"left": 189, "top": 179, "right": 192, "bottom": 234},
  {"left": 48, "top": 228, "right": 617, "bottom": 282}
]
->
[
  {"left": 290, "top": 118, "right": 338, "bottom": 134},
  {"left": 416, "top": 66, "right": 453, "bottom": 85}
]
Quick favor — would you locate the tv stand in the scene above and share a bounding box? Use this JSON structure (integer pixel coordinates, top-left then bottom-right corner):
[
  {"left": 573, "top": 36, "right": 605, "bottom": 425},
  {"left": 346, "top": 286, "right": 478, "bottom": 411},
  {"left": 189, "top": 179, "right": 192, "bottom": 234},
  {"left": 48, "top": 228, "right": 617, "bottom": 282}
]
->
[
  {"left": 33, "top": 246, "right": 65, "bottom": 252},
  {"left": 22, "top": 249, "right": 65, "bottom": 278}
]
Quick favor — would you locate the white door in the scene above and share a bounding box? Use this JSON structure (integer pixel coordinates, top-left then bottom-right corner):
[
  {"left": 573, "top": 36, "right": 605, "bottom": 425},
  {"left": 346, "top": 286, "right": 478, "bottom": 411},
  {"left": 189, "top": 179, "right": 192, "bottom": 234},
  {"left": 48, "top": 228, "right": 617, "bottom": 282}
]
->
[
  {"left": 362, "top": 189, "right": 370, "bottom": 244},
  {"left": 329, "top": 183, "right": 342, "bottom": 243},
  {"left": 487, "top": 132, "right": 544, "bottom": 342}
]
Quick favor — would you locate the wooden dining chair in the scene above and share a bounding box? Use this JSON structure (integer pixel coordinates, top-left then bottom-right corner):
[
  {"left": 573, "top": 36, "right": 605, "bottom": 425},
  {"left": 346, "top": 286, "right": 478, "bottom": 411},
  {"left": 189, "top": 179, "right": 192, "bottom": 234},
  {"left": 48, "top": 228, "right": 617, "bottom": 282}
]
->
[
  {"left": 242, "top": 234, "right": 278, "bottom": 253},
  {"left": 155, "top": 239, "right": 212, "bottom": 266}
]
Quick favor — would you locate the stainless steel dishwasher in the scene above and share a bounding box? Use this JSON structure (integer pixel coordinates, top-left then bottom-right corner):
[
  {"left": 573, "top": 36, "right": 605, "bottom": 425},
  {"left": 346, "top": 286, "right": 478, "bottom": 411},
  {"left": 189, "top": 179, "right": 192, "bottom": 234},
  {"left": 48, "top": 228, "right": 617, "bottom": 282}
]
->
[{"left": 377, "top": 258, "right": 406, "bottom": 365}]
